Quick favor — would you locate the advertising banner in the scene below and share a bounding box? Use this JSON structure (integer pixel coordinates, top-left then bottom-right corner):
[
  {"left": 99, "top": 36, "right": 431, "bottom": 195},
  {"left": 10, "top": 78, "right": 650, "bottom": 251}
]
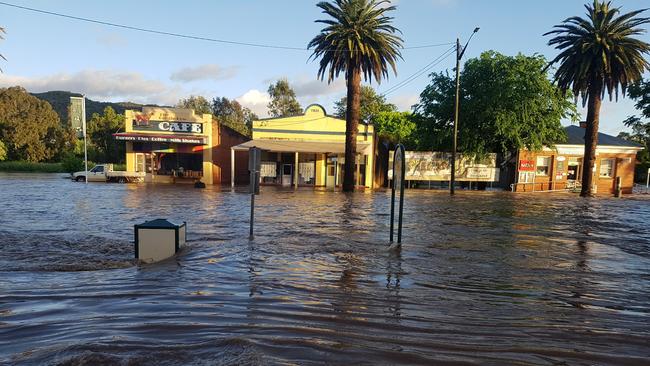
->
[
  {"left": 69, "top": 97, "right": 85, "bottom": 138},
  {"left": 389, "top": 151, "right": 499, "bottom": 182}
]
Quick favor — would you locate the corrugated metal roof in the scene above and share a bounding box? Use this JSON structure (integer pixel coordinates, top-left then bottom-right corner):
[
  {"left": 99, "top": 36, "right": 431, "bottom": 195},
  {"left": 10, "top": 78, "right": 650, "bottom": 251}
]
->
[{"left": 562, "top": 125, "right": 643, "bottom": 148}]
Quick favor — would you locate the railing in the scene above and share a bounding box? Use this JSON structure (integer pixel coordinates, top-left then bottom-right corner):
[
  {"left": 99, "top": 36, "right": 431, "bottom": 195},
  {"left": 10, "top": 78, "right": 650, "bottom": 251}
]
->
[{"left": 510, "top": 181, "right": 573, "bottom": 193}]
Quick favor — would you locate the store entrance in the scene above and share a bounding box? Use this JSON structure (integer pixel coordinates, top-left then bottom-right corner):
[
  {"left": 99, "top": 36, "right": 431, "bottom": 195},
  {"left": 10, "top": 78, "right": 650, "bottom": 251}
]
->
[{"left": 281, "top": 164, "right": 293, "bottom": 186}]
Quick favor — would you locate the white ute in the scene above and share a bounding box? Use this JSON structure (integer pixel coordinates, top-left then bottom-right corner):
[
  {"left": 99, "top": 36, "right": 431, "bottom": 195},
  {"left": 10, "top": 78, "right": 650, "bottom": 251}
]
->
[{"left": 72, "top": 164, "right": 145, "bottom": 183}]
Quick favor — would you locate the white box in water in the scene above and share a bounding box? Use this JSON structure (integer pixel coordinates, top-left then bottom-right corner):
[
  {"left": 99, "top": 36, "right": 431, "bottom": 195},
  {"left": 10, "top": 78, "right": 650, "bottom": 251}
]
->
[{"left": 134, "top": 219, "right": 186, "bottom": 263}]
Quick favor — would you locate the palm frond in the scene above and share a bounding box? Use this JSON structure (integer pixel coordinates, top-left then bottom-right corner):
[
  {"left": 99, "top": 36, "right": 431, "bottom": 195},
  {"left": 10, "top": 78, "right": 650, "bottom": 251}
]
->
[
  {"left": 308, "top": 0, "right": 403, "bottom": 84},
  {"left": 545, "top": 0, "right": 650, "bottom": 104}
]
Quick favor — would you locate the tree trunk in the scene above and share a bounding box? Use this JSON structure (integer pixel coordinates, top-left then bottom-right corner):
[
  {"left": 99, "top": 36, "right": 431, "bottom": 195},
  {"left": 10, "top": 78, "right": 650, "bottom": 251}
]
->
[
  {"left": 343, "top": 66, "right": 361, "bottom": 192},
  {"left": 580, "top": 81, "right": 603, "bottom": 197}
]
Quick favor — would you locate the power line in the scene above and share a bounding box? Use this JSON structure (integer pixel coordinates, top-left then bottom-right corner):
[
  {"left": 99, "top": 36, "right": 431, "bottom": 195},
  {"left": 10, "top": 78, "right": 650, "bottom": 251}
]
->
[
  {"left": 0, "top": 1, "right": 453, "bottom": 51},
  {"left": 381, "top": 45, "right": 456, "bottom": 97}
]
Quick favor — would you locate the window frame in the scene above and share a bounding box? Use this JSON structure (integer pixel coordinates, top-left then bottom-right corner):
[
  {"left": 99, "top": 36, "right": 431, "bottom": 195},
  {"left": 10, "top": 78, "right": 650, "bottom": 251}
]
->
[
  {"left": 535, "top": 156, "right": 551, "bottom": 176},
  {"left": 599, "top": 158, "right": 615, "bottom": 178}
]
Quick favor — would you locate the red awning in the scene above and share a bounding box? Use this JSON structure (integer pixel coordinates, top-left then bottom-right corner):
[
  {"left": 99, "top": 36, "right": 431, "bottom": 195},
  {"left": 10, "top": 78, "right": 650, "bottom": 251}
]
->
[{"left": 113, "top": 133, "right": 207, "bottom": 145}]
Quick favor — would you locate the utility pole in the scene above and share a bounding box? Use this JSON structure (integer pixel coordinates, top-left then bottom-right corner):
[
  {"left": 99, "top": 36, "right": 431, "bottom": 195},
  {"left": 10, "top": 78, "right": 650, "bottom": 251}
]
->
[{"left": 450, "top": 28, "right": 479, "bottom": 195}]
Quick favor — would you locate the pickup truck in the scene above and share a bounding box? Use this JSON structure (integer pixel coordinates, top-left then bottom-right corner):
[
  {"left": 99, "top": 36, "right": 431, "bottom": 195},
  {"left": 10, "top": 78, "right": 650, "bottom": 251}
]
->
[{"left": 72, "top": 164, "right": 145, "bottom": 183}]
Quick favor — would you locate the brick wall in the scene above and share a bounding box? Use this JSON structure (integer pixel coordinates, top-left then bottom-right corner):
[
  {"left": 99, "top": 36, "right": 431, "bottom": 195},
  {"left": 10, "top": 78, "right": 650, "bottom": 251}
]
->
[
  {"left": 210, "top": 122, "right": 250, "bottom": 185},
  {"left": 513, "top": 150, "right": 637, "bottom": 194}
]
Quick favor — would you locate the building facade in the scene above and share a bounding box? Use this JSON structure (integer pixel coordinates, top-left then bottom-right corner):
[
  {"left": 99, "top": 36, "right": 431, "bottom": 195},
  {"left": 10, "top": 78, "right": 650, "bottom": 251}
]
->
[
  {"left": 512, "top": 125, "right": 643, "bottom": 194},
  {"left": 115, "top": 107, "right": 248, "bottom": 185},
  {"left": 231, "top": 104, "right": 375, "bottom": 189}
]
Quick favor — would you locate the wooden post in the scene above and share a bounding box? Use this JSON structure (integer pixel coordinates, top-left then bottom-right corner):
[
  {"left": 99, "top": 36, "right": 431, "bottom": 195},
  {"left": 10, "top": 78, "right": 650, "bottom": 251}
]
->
[{"left": 231, "top": 148, "right": 235, "bottom": 188}]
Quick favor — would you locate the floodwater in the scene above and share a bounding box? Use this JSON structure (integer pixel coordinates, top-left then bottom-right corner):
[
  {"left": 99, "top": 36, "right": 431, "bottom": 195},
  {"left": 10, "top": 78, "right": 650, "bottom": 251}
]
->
[{"left": 1, "top": 173, "right": 649, "bottom": 365}]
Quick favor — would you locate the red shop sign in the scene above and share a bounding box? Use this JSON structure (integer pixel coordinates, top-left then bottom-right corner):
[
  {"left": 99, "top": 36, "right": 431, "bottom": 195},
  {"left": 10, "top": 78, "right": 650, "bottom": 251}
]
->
[{"left": 519, "top": 160, "right": 535, "bottom": 171}]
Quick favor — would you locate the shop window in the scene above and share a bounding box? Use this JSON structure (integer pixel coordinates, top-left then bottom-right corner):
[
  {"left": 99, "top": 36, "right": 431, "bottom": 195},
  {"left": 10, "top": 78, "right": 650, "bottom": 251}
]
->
[
  {"left": 518, "top": 171, "right": 535, "bottom": 183},
  {"left": 599, "top": 158, "right": 615, "bottom": 178},
  {"left": 536, "top": 156, "right": 550, "bottom": 176}
]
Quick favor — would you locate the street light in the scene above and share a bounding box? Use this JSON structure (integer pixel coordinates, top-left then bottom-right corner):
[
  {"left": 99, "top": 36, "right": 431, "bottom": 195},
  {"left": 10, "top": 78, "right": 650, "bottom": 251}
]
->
[{"left": 450, "top": 27, "right": 480, "bottom": 195}]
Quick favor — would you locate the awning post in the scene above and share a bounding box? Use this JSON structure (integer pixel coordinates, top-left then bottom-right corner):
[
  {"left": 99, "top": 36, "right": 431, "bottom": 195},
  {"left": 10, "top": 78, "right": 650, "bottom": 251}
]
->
[{"left": 231, "top": 148, "right": 235, "bottom": 188}]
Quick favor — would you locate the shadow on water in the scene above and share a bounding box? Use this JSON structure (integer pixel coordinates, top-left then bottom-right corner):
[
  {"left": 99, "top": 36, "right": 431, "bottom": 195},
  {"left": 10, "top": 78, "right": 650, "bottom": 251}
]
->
[{"left": 1, "top": 173, "right": 650, "bottom": 365}]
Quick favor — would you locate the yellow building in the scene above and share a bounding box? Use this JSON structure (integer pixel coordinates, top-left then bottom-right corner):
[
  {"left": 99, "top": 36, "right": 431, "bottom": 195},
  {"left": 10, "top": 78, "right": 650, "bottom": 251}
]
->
[
  {"left": 115, "top": 107, "right": 213, "bottom": 184},
  {"left": 231, "top": 104, "right": 375, "bottom": 189}
]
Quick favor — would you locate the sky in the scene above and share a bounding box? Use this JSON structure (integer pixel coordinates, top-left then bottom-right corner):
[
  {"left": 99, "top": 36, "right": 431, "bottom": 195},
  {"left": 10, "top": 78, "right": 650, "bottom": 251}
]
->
[{"left": 0, "top": 0, "right": 649, "bottom": 135}]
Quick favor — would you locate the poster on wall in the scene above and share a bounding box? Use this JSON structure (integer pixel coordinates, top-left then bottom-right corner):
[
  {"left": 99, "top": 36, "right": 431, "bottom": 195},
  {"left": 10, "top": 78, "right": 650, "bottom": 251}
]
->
[{"left": 389, "top": 152, "right": 499, "bottom": 182}]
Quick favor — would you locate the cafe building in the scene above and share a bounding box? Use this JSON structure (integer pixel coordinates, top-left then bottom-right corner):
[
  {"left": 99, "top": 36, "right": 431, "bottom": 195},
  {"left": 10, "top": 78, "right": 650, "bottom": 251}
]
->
[
  {"left": 114, "top": 107, "right": 249, "bottom": 185},
  {"left": 230, "top": 104, "right": 375, "bottom": 189},
  {"left": 512, "top": 124, "right": 643, "bottom": 194}
]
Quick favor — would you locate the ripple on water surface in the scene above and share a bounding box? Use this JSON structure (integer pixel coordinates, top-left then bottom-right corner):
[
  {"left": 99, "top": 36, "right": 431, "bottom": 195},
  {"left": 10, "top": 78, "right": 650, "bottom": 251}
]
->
[{"left": 0, "top": 173, "right": 649, "bottom": 365}]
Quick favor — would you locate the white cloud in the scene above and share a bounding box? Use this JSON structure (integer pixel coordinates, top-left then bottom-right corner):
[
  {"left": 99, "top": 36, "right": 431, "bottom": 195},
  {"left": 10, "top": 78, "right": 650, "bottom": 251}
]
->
[
  {"left": 292, "top": 77, "right": 346, "bottom": 98},
  {"left": 96, "top": 32, "right": 128, "bottom": 48},
  {"left": 236, "top": 89, "right": 271, "bottom": 117},
  {"left": 0, "top": 69, "right": 183, "bottom": 105},
  {"left": 390, "top": 93, "right": 420, "bottom": 112},
  {"left": 170, "top": 64, "right": 238, "bottom": 82}
]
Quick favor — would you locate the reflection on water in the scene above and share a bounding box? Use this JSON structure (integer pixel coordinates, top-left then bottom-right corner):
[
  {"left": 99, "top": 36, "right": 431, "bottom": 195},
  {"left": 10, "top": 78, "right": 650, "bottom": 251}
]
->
[{"left": 1, "top": 173, "right": 649, "bottom": 365}]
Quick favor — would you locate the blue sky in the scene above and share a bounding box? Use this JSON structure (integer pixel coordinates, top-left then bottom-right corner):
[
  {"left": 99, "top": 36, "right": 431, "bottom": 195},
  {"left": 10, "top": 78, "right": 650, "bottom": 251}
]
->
[{"left": 1, "top": 0, "right": 648, "bottom": 135}]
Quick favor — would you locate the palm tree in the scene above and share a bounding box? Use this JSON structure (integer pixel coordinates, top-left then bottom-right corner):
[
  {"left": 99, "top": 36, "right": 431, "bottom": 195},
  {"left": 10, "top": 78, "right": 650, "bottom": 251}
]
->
[
  {"left": 545, "top": 1, "right": 650, "bottom": 197},
  {"left": 309, "top": 0, "right": 402, "bottom": 191}
]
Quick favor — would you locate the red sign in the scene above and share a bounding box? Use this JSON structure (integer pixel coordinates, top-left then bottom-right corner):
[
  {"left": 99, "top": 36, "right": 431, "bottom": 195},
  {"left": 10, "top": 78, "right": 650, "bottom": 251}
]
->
[{"left": 519, "top": 160, "right": 535, "bottom": 171}]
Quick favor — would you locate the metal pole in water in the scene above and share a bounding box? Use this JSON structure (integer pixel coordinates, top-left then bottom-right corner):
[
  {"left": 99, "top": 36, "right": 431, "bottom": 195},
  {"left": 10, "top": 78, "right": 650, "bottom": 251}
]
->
[
  {"left": 389, "top": 152, "right": 396, "bottom": 243},
  {"left": 82, "top": 96, "right": 88, "bottom": 185},
  {"left": 397, "top": 146, "right": 406, "bottom": 244},
  {"left": 249, "top": 191, "right": 255, "bottom": 239}
]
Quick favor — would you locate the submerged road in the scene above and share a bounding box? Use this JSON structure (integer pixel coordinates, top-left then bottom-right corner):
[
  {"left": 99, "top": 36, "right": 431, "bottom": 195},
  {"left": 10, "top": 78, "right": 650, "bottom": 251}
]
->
[{"left": 1, "top": 173, "right": 649, "bottom": 365}]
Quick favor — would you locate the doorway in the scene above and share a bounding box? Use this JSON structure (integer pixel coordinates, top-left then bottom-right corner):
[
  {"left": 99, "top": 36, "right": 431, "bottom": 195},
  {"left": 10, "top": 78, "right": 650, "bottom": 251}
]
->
[{"left": 282, "top": 164, "right": 293, "bottom": 187}]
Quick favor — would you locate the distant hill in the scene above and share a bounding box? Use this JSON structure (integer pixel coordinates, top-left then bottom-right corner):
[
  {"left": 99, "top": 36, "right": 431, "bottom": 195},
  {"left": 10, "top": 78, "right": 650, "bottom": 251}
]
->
[{"left": 31, "top": 91, "right": 165, "bottom": 126}]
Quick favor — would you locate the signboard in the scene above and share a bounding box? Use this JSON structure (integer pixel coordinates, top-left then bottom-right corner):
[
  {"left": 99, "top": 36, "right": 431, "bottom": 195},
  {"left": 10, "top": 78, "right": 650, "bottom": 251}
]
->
[
  {"left": 519, "top": 160, "right": 535, "bottom": 171},
  {"left": 248, "top": 147, "right": 261, "bottom": 195},
  {"left": 69, "top": 97, "right": 85, "bottom": 138},
  {"left": 114, "top": 134, "right": 206, "bottom": 144},
  {"left": 132, "top": 120, "right": 203, "bottom": 134},
  {"left": 389, "top": 152, "right": 499, "bottom": 182}
]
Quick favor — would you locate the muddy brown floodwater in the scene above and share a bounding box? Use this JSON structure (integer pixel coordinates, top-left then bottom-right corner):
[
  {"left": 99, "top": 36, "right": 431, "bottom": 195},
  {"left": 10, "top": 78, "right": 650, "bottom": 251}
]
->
[{"left": 1, "top": 173, "right": 649, "bottom": 365}]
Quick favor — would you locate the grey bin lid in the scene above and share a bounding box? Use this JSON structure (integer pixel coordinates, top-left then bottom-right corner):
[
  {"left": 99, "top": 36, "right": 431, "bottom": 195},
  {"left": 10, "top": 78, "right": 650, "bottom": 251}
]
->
[{"left": 136, "top": 219, "right": 185, "bottom": 229}]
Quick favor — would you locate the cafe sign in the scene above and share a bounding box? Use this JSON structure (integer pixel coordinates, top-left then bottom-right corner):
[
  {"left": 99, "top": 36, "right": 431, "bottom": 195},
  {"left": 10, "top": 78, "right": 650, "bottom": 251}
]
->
[{"left": 132, "top": 120, "right": 203, "bottom": 134}]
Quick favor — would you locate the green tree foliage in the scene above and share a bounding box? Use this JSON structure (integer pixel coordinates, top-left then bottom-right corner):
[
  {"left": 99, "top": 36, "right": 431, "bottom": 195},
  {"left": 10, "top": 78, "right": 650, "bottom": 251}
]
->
[
  {"left": 545, "top": 0, "right": 650, "bottom": 196},
  {"left": 176, "top": 95, "right": 212, "bottom": 115},
  {"left": 373, "top": 111, "right": 416, "bottom": 147},
  {"left": 619, "top": 79, "right": 650, "bottom": 180},
  {"left": 0, "top": 140, "right": 7, "bottom": 161},
  {"left": 414, "top": 51, "right": 577, "bottom": 156},
  {"left": 0, "top": 86, "right": 76, "bottom": 162},
  {"left": 267, "top": 79, "right": 302, "bottom": 118},
  {"left": 334, "top": 85, "right": 397, "bottom": 122},
  {"left": 87, "top": 106, "right": 125, "bottom": 163},
  {"left": 308, "top": 0, "right": 403, "bottom": 191},
  {"left": 212, "top": 97, "right": 258, "bottom": 137}
]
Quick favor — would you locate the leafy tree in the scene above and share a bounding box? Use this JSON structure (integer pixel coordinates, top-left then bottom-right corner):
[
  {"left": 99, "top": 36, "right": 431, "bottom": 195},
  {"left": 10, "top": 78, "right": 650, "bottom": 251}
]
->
[
  {"left": 414, "top": 51, "right": 576, "bottom": 156},
  {"left": 309, "top": 0, "right": 403, "bottom": 191},
  {"left": 267, "top": 79, "right": 302, "bottom": 117},
  {"left": 212, "top": 97, "right": 258, "bottom": 137},
  {"left": 87, "top": 106, "right": 125, "bottom": 163},
  {"left": 373, "top": 111, "right": 416, "bottom": 147},
  {"left": 176, "top": 95, "right": 212, "bottom": 115},
  {"left": 619, "top": 79, "right": 650, "bottom": 181},
  {"left": 0, "top": 140, "right": 7, "bottom": 161},
  {"left": 545, "top": 0, "right": 650, "bottom": 197},
  {"left": 0, "top": 86, "right": 75, "bottom": 162},
  {"left": 334, "top": 85, "right": 397, "bottom": 122}
]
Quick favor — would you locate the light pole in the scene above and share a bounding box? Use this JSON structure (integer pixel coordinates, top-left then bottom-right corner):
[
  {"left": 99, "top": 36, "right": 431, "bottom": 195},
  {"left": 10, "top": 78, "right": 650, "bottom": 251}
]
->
[{"left": 450, "top": 27, "right": 479, "bottom": 195}]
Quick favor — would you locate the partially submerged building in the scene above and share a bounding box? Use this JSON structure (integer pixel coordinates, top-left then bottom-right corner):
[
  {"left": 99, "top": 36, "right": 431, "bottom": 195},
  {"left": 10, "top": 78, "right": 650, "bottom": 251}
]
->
[
  {"left": 114, "top": 107, "right": 249, "bottom": 185},
  {"left": 512, "top": 124, "right": 643, "bottom": 194},
  {"left": 230, "top": 104, "right": 376, "bottom": 189}
]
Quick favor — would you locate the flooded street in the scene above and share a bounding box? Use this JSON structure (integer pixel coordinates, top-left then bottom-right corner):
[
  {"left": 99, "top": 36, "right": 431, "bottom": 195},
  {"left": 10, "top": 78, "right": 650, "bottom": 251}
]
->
[{"left": 1, "top": 173, "right": 649, "bottom": 365}]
